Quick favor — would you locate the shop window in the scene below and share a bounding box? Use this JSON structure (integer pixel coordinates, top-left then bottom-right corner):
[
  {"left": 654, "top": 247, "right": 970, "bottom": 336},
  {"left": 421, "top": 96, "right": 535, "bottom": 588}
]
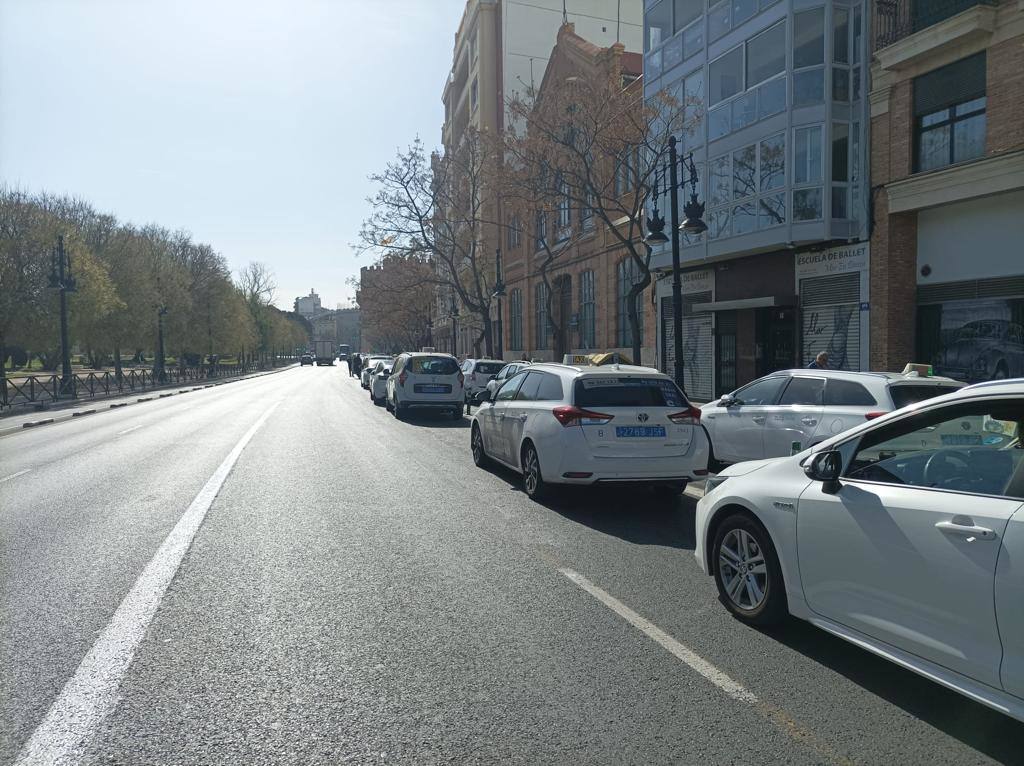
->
[
  {"left": 710, "top": 46, "right": 743, "bottom": 106},
  {"left": 747, "top": 22, "right": 786, "bottom": 88},
  {"left": 914, "top": 53, "right": 987, "bottom": 172},
  {"left": 645, "top": 0, "right": 672, "bottom": 50}
]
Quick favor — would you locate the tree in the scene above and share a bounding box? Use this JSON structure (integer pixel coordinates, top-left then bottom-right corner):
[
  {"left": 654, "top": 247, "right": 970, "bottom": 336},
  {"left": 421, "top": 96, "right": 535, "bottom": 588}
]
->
[{"left": 358, "top": 132, "right": 503, "bottom": 356}]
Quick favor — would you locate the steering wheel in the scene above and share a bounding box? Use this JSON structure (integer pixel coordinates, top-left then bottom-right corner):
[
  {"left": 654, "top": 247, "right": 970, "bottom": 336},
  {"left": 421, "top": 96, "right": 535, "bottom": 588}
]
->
[{"left": 923, "top": 449, "right": 971, "bottom": 488}]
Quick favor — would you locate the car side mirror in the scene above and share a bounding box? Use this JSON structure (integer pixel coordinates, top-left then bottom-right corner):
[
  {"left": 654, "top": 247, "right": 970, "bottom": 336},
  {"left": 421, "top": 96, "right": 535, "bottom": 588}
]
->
[
  {"left": 804, "top": 450, "right": 842, "bottom": 494},
  {"left": 474, "top": 390, "right": 492, "bottom": 405},
  {"left": 720, "top": 395, "right": 738, "bottom": 407}
]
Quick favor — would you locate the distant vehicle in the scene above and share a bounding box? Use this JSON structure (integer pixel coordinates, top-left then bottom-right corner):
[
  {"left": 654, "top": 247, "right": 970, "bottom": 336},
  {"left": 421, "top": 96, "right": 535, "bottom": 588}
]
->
[
  {"left": 369, "top": 360, "right": 393, "bottom": 405},
  {"left": 701, "top": 369, "right": 964, "bottom": 466},
  {"left": 470, "top": 361, "right": 708, "bottom": 499},
  {"left": 338, "top": 343, "right": 352, "bottom": 361},
  {"left": 312, "top": 339, "right": 335, "bottom": 365},
  {"left": 386, "top": 352, "right": 464, "bottom": 421},
  {"left": 484, "top": 361, "right": 533, "bottom": 398},
  {"left": 360, "top": 355, "right": 393, "bottom": 389},
  {"left": 933, "top": 319, "right": 1024, "bottom": 383},
  {"left": 461, "top": 358, "right": 505, "bottom": 402},
  {"left": 300, "top": 353, "right": 313, "bottom": 366},
  {"left": 695, "top": 379, "right": 1024, "bottom": 723}
]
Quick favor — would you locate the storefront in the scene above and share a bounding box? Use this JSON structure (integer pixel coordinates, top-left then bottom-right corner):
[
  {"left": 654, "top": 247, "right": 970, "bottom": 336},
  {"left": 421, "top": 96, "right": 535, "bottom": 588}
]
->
[
  {"left": 658, "top": 268, "right": 715, "bottom": 401},
  {"left": 795, "top": 243, "right": 871, "bottom": 371}
]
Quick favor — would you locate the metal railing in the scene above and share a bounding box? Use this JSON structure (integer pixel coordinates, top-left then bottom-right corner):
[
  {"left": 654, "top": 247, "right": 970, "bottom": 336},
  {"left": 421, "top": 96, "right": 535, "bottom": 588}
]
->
[
  {"left": 2, "top": 358, "right": 297, "bottom": 409},
  {"left": 875, "top": 0, "right": 999, "bottom": 49}
]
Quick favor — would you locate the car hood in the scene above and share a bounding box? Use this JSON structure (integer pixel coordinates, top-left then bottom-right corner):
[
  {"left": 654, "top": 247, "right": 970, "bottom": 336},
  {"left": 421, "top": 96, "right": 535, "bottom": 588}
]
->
[{"left": 717, "top": 457, "right": 781, "bottom": 478}]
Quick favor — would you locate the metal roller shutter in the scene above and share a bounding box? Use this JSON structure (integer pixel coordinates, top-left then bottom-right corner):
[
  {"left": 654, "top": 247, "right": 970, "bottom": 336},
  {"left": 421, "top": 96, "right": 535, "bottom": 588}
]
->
[
  {"left": 661, "top": 292, "right": 714, "bottom": 401},
  {"left": 800, "top": 273, "right": 861, "bottom": 370}
]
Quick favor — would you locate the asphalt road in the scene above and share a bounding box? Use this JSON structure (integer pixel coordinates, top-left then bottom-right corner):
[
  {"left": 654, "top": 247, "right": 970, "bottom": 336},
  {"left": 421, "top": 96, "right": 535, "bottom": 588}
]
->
[{"left": 2, "top": 364, "right": 1022, "bottom": 765}]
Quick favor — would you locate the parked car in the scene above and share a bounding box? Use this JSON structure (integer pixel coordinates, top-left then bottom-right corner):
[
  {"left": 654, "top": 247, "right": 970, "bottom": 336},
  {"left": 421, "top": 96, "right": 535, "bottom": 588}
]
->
[
  {"left": 470, "top": 362, "right": 709, "bottom": 499},
  {"left": 483, "top": 361, "right": 533, "bottom": 399},
  {"left": 700, "top": 369, "right": 964, "bottom": 466},
  {"left": 461, "top": 359, "right": 505, "bottom": 402},
  {"left": 934, "top": 319, "right": 1024, "bottom": 383},
  {"left": 300, "top": 354, "right": 313, "bottom": 366},
  {"left": 386, "top": 352, "right": 464, "bottom": 421},
  {"left": 361, "top": 355, "right": 392, "bottom": 389},
  {"left": 369, "top": 361, "right": 393, "bottom": 405},
  {"left": 695, "top": 378, "right": 1024, "bottom": 722}
]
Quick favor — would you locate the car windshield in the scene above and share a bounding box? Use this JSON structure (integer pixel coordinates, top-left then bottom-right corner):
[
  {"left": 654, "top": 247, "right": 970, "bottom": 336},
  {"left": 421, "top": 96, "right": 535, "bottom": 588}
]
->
[
  {"left": 409, "top": 356, "right": 459, "bottom": 375},
  {"left": 474, "top": 362, "right": 504, "bottom": 375},
  {"left": 889, "top": 383, "right": 962, "bottom": 409},
  {"left": 573, "top": 377, "right": 688, "bottom": 408}
]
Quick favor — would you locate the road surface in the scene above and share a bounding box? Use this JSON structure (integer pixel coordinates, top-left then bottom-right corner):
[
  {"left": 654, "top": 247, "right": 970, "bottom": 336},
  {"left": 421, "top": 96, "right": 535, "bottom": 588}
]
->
[{"left": 2, "top": 365, "right": 1021, "bottom": 764}]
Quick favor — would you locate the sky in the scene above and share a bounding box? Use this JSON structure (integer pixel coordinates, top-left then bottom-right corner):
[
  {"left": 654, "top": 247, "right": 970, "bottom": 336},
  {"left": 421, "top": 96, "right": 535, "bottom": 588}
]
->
[{"left": 0, "top": 0, "right": 466, "bottom": 310}]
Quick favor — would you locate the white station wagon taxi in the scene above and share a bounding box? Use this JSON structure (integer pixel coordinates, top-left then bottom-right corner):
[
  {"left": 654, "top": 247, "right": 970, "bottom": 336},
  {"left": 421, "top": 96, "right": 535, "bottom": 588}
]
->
[{"left": 469, "top": 357, "right": 710, "bottom": 499}]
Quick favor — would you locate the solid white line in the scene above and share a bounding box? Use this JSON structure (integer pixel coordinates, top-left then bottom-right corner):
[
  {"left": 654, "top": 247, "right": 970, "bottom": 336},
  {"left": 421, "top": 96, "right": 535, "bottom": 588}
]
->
[
  {"left": 0, "top": 469, "right": 31, "bottom": 483},
  {"left": 116, "top": 424, "right": 144, "bottom": 436},
  {"left": 559, "top": 568, "right": 758, "bottom": 705},
  {"left": 15, "top": 400, "right": 282, "bottom": 766}
]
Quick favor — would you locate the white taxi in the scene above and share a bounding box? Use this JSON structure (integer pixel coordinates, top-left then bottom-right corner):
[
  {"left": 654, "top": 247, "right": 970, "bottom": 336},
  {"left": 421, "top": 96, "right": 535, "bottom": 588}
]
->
[{"left": 469, "top": 361, "right": 709, "bottom": 499}]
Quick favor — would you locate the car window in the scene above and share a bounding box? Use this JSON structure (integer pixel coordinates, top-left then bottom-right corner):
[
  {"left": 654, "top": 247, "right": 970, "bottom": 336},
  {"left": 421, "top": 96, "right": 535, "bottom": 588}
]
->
[
  {"left": 733, "top": 376, "right": 786, "bottom": 406},
  {"left": 844, "top": 399, "right": 1024, "bottom": 498},
  {"left": 778, "top": 377, "right": 825, "bottom": 406},
  {"left": 573, "top": 377, "right": 687, "bottom": 408},
  {"left": 494, "top": 367, "right": 509, "bottom": 381},
  {"left": 496, "top": 371, "right": 528, "bottom": 401},
  {"left": 474, "top": 362, "right": 504, "bottom": 375},
  {"left": 410, "top": 356, "right": 459, "bottom": 375},
  {"left": 535, "top": 373, "right": 564, "bottom": 401},
  {"left": 888, "top": 384, "right": 961, "bottom": 409},
  {"left": 461, "top": 360, "right": 473, "bottom": 372},
  {"left": 515, "top": 372, "right": 544, "bottom": 401},
  {"left": 824, "top": 379, "right": 878, "bottom": 406}
]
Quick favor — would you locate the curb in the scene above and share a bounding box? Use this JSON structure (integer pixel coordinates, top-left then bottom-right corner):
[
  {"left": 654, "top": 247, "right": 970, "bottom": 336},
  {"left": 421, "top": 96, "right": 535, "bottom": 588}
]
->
[
  {"left": 22, "top": 419, "right": 54, "bottom": 428},
  {"left": 110, "top": 403, "right": 128, "bottom": 408},
  {"left": 71, "top": 409, "right": 97, "bottom": 418}
]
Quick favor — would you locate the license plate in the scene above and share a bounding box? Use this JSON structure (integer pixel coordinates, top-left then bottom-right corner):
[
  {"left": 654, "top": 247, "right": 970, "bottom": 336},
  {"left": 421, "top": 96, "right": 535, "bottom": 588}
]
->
[
  {"left": 615, "top": 426, "right": 666, "bottom": 438},
  {"left": 416, "top": 384, "right": 451, "bottom": 393}
]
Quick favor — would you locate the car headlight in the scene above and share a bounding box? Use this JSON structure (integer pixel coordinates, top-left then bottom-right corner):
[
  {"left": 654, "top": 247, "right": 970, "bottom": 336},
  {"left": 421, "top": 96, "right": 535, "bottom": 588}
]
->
[{"left": 704, "top": 475, "right": 729, "bottom": 494}]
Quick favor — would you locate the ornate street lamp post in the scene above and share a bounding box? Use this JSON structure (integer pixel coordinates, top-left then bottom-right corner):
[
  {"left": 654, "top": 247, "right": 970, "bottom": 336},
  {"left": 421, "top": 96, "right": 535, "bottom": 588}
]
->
[
  {"left": 493, "top": 248, "right": 506, "bottom": 360},
  {"left": 450, "top": 294, "right": 459, "bottom": 357},
  {"left": 645, "top": 135, "right": 706, "bottom": 393},
  {"left": 47, "top": 235, "right": 77, "bottom": 398}
]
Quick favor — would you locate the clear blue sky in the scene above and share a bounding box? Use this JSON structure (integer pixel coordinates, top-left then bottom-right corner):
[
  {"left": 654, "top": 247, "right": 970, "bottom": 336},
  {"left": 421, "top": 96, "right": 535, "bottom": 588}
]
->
[{"left": 0, "top": 0, "right": 465, "bottom": 310}]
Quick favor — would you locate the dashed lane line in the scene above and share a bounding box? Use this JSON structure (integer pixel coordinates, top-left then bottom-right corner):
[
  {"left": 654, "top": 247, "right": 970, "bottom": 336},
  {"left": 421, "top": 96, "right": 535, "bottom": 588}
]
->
[
  {"left": 14, "top": 400, "right": 282, "bottom": 766},
  {"left": 116, "top": 424, "right": 144, "bottom": 436},
  {"left": 0, "top": 469, "right": 31, "bottom": 483}
]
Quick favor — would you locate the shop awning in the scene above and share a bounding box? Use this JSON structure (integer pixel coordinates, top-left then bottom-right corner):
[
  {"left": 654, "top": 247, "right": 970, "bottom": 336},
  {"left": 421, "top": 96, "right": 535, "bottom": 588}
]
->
[{"left": 690, "top": 295, "right": 797, "bottom": 312}]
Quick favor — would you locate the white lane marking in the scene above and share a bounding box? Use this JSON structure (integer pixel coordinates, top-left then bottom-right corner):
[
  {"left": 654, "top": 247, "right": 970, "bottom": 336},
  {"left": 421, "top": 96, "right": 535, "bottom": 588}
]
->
[
  {"left": 116, "top": 424, "right": 144, "bottom": 436},
  {"left": 15, "top": 400, "right": 282, "bottom": 766},
  {"left": 559, "top": 568, "right": 757, "bottom": 704},
  {"left": 0, "top": 469, "right": 31, "bottom": 483}
]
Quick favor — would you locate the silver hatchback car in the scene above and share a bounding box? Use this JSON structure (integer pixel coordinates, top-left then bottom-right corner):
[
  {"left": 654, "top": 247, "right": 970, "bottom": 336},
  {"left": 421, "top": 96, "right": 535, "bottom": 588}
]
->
[{"left": 701, "top": 369, "right": 964, "bottom": 466}]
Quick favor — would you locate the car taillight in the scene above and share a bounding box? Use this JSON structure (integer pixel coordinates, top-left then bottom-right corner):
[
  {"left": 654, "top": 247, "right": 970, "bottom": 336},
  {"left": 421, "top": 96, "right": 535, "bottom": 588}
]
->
[
  {"left": 552, "top": 405, "right": 613, "bottom": 427},
  {"left": 399, "top": 371, "right": 407, "bottom": 387},
  {"left": 865, "top": 411, "right": 887, "bottom": 420},
  {"left": 457, "top": 372, "right": 464, "bottom": 388},
  {"left": 668, "top": 406, "right": 702, "bottom": 425}
]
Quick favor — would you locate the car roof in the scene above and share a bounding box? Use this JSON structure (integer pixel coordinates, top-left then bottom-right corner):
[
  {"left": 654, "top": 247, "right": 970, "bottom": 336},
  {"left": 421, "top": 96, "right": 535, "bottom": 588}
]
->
[
  {"left": 528, "top": 362, "right": 670, "bottom": 380},
  {"left": 400, "top": 352, "right": 457, "bottom": 358},
  {"left": 756, "top": 369, "right": 962, "bottom": 386}
]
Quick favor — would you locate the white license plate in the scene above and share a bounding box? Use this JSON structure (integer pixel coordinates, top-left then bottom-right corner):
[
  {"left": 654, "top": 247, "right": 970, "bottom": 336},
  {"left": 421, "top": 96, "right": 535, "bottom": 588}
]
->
[{"left": 615, "top": 426, "right": 666, "bottom": 438}]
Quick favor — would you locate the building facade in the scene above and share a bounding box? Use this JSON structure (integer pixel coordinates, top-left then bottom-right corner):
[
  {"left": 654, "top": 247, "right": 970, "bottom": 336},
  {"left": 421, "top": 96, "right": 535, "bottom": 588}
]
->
[
  {"left": 869, "top": 0, "right": 1024, "bottom": 382},
  {"left": 294, "top": 289, "right": 324, "bottom": 320},
  {"left": 438, "top": 0, "right": 644, "bottom": 358},
  {"left": 644, "top": 0, "right": 871, "bottom": 400}
]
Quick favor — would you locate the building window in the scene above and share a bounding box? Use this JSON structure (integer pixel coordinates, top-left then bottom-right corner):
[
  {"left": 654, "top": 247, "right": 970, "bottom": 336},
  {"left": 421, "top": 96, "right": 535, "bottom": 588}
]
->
[
  {"left": 708, "top": 132, "right": 787, "bottom": 238},
  {"left": 471, "top": 78, "right": 478, "bottom": 112},
  {"left": 914, "top": 52, "right": 987, "bottom": 172},
  {"left": 614, "top": 150, "right": 636, "bottom": 196},
  {"left": 709, "top": 46, "right": 743, "bottom": 106},
  {"left": 746, "top": 22, "right": 786, "bottom": 88},
  {"left": 557, "top": 178, "right": 571, "bottom": 236},
  {"left": 706, "top": 24, "right": 786, "bottom": 142},
  {"left": 645, "top": 0, "right": 671, "bottom": 51},
  {"left": 832, "top": 122, "right": 849, "bottom": 218},
  {"left": 579, "top": 270, "right": 596, "bottom": 349},
  {"left": 674, "top": 0, "right": 701, "bottom": 33},
  {"left": 581, "top": 188, "right": 594, "bottom": 230},
  {"left": 793, "top": 124, "right": 823, "bottom": 221},
  {"left": 617, "top": 259, "right": 644, "bottom": 347},
  {"left": 535, "top": 211, "right": 547, "bottom": 251},
  {"left": 792, "top": 7, "right": 825, "bottom": 107},
  {"left": 507, "top": 215, "right": 522, "bottom": 250},
  {"left": 535, "top": 282, "right": 550, "bottom": 349},
  {"left": 509, "top": 289, "right": 523, "bottom": 350}
]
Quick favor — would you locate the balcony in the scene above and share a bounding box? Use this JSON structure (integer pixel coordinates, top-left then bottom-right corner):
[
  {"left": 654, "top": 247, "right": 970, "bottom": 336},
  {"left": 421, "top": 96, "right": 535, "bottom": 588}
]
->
[{"left": 875, "top": 0, "right": 999, "bottom": 49}]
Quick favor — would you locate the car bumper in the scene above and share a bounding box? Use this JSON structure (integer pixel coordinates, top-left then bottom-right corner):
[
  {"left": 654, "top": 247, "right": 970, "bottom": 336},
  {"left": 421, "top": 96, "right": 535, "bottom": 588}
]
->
[{"left": 399, "top": 400, "right": 463, "bottom": 410}]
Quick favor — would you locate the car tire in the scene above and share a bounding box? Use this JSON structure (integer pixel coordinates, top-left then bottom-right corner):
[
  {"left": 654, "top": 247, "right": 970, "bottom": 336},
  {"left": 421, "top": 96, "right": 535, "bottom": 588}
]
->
[
  {"left": 471, "top": 424, "right": 491, "bottom": 468},
  {"left": 394, "top": 401, "right": 406, "bottom": 421},
  {"left": 521, "top": 442, "right": 548, "bottom": 501},
  {"left": 653, "top": 483, "right": 687, "bottom": 499},
  {"left": 712, "top": 513, "right": 787, "bottom": 626},
  {"left": 385, "top": 397, "right": 393, "bottom": 413}
]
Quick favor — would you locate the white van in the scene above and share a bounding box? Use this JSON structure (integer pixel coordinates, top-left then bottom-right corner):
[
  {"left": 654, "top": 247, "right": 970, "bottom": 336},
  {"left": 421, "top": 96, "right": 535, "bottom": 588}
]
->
[{"left": 386, "top": 353, "right": 465, "bottom": 421}]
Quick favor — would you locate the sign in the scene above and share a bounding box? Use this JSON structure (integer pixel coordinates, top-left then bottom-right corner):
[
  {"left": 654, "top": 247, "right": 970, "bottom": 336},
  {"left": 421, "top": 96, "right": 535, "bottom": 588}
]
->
[
  {"left": 795, "top": 243, "right": 870, "bottom": 279},
  {"left": 681, "top": 268, "right": 714, "bottom": 295}
]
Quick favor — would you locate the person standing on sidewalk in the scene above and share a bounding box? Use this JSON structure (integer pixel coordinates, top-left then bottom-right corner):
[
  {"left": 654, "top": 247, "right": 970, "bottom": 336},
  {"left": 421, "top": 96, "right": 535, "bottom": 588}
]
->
[{"left": 347, "top": 354, "right": 354, "bottom": 377}]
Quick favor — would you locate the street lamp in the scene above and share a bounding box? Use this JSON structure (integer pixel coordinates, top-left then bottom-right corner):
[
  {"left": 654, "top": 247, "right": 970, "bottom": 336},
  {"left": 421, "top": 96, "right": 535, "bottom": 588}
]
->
[
  {"left": 154, "top": 305, "right": 169, "bottom": 383},
  {"left": 492, "top": 248, "right": 506, "bottom": 360},
  {"left": 47, "top": 235, "right": 77, "bottom": 397},
  {"left": 450, "top": 294, "right": 459, "bottom": 357},
  {"left": 645, "top": 135, "right": 707, "bottom": 393}
]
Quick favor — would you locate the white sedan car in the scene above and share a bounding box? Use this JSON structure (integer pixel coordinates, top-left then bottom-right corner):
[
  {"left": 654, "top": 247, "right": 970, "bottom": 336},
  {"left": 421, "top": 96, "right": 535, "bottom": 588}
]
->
[
  {"left": 470, "top": 362, "right": 709, "bottom": 499},
  {"left": 696, "top": 379, "right": 1024, "bottom": 722},
  {"left": 369, "top": 361, "right": 392, "bottom": 405},
  {"left": 360, "top": 356, "right": 391, "bottom": 389}
]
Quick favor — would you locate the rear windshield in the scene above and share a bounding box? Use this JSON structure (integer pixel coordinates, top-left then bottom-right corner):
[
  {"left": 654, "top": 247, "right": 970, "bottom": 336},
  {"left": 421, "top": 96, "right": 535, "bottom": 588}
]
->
[
  {"left": 474, "top": 362, "right": 504, "bottom": 375},
  {"left": 889, "top": 383, "right": 960, "bottom": 409},
  {"left": 573, "top": 377, "right": 688, "bottom": 408},
  {"left": 409, "top": 356, "right": 459, "bottom": 375}
]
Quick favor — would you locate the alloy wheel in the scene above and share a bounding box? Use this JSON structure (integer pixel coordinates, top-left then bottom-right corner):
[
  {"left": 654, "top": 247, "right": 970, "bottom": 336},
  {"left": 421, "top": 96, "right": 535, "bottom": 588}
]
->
[
  {"left": 718, "top": 528, "right": 768, "bottom": 611},
  {"left": 523, "top": 448, "right": 539, "bottom": 495}
]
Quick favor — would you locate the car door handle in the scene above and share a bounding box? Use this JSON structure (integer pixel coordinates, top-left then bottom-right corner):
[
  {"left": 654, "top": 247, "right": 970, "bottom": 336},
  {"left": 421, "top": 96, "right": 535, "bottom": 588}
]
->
[
  {"left": 801, "top": 417, "right": 818, "bottom": 426},
  {"left": 935, "top": 520, "right": 996, "bottom": 540},
  {"left": 752, "top": 416, "right": 766, "bottom": 424}
]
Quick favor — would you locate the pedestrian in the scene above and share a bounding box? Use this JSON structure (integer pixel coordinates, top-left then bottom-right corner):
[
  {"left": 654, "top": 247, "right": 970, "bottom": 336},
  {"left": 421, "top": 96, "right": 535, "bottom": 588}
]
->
[
  {"left": 347, "top": 355, "right": 354, "bottom": 377},
  {"left": 807, "top": 351, "right": 829, "bottom": 369},
  {"left": 353, "top": 353, "right": 362, "bottom": 379}
]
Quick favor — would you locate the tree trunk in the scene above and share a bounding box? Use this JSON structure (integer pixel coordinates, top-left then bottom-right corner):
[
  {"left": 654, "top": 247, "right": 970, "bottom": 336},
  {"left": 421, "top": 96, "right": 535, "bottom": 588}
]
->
[
  {"left": 0, "top": 335, "right": 7, "bottom": 408},
  {"left": 481, "top": 313, "right": 493, "bottom": 357},
  {"left": 627, "top": 290, "right": 643, "bottom": 365}
]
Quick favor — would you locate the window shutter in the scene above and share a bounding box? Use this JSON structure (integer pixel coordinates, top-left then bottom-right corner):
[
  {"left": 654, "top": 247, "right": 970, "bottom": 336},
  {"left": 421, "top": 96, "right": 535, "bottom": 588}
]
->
[{"left": 914, "top": 52, "right": 986, "bottom": 116}]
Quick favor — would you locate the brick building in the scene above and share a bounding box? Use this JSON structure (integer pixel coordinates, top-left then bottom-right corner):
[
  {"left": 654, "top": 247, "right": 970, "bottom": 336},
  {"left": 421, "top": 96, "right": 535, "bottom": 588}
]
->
[
  {"left": 499, "top": 26, "right": 656, "bottom": 364},
  {"left": 869, "top": 0, "right": 1024, "bottom": 381}
]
